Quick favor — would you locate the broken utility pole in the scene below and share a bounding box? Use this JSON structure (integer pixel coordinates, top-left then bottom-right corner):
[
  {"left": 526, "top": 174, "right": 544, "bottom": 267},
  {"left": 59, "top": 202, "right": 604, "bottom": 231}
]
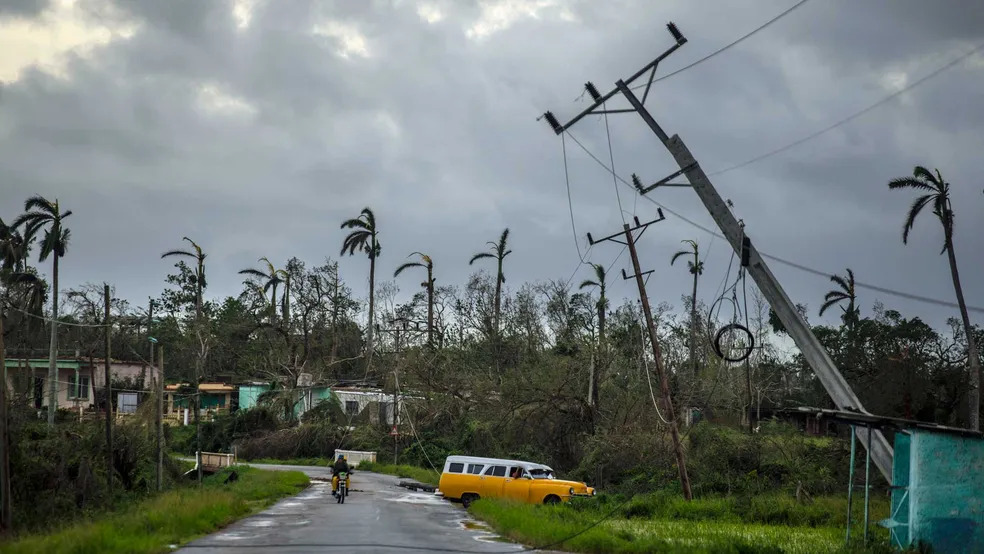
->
[
  {"left": 587, "top": 215, "right": 693, "bottom": 501},
  {"left": 541, "top": 22, "right": 894, "bottom": 480}
]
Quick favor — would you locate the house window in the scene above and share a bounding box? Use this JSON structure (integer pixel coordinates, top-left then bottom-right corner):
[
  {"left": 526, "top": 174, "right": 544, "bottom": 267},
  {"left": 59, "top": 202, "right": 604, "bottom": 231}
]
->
[
  {"left": 69, "top": 375, "right": 90, "bottom": 400},
  {"left": 345, "top": 400, "right": 359, "bottom": 415}
]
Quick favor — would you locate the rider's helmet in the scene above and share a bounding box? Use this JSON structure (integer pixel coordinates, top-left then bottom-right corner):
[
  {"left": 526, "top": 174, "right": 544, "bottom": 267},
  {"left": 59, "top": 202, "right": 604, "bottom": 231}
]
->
[{"left": 338, "top": 454, "right": 345, "bottom": 461}]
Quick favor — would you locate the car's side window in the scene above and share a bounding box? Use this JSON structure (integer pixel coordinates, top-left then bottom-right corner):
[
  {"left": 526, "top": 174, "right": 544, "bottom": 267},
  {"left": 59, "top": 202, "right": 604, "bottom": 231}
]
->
[
  {"left": 468, "top": 463, "right": 484, "bottom": 474},
  {"left": 448, "top": 462, "right": 464, "bottom": 473},
  {"left": 491, "top": 465, "right": 507, "bottom": 477},
  {"left": 483, "top": 465, "right": 496, "bottom": 475}
]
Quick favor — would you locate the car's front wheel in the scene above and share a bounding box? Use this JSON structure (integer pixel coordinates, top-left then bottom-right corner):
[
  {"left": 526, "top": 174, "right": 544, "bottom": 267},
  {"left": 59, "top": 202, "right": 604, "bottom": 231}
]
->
[
  {"left": 543, "top": 495, "right": 561, "bottom": 505},
  {"left": 461, "top": 493, "right": 480, "bottom": 508}
]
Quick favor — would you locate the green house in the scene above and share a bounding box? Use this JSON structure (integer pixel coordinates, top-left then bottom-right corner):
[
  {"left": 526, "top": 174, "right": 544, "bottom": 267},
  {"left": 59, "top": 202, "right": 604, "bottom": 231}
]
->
[{"left": 237, "top": 383, "right": 331, "bottom": 418}]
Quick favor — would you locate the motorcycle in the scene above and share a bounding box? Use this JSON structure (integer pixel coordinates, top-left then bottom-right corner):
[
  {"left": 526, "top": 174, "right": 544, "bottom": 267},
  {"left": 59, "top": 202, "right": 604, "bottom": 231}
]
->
[{"left": 335, "top": 470, "right": 349, "bottom": 504}]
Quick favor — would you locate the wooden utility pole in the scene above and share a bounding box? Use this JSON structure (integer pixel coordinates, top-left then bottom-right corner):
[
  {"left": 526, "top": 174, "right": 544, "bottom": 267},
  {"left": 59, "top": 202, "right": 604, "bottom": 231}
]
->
[
  {"left": 587, "top": 216, "right": 692, "bottom": 500},
  {"left": 0, "top": 314, "right": 12, "bottom": 532},
  {"left": 541, "top": 21, "right": 893, "bottom": 481},
  {"left": 103, "top": 283, "right": 113, "bottom": 495},
  {"left": 157, "top": 345, "right": 164, "bottom": 492}
]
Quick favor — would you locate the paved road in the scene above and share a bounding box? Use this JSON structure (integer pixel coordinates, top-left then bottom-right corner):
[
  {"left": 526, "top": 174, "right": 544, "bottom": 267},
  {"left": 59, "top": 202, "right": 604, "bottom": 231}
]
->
[{"left": 176, "top": 462, "right": 527, "bottom": 553}]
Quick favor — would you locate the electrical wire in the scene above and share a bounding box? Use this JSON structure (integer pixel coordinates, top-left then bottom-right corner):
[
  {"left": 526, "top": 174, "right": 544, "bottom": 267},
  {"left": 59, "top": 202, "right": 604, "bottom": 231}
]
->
[
  {"left": 2, "top": 301, "right": 111, "bottom": 328},
  {"left": 602, "top": 107, "right": 627, "bottom": 225},
  {"left": 707, "top": 40, "right": 984, "bottom": 177},
  {"left": 561, "top": 133, "right": 589, "bottom": 263},
  {"left": 630, "top": 0, "right": 813, "bottom": 90},
  {"left": 562, "top": 130, "right": 984, "bottom": 314},
  {"left": 638, "top": 308, "right": 671, "bottom": 425}
]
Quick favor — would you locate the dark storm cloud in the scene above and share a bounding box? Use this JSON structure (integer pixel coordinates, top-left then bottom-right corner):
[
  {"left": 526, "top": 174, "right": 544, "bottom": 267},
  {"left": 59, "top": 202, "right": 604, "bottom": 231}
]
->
[
  {"left": 0, "top": 0, "right": 47, "bottom": 17},
  {"left": 0, "top": 0, "right": 981, "bottom": 336}
]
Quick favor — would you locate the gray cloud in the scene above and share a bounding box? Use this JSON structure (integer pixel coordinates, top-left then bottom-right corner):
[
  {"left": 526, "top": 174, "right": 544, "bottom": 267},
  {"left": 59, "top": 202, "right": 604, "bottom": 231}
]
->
[
  {"left": 1, "top": 0, "right": 982, "bottom": 336},
  {"left": 0, "top": 0, "right": 47, "bottom": 17}
]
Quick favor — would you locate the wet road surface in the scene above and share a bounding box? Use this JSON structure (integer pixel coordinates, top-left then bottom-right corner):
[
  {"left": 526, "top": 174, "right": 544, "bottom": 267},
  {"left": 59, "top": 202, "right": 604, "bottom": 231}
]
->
[{"left": 176, "top": 462, "right": 527, "bottom": 553}]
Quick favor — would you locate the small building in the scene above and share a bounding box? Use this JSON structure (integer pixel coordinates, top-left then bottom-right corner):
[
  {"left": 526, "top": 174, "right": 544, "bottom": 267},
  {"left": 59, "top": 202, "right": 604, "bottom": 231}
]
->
[
  {"left": 165, "top": 382, "right": 237, "bottom": 423},
  {"left": 4, "top": 357, "right": 95, "bottom": 410},
  {"left": 237, "top": 382, "right": 332, "bottom": 419}
]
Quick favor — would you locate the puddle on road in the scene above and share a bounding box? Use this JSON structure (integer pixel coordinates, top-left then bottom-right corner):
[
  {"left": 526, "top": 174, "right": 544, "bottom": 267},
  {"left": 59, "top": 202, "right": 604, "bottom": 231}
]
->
[
  {"left": 387, "top": 492, "right": 445, "bottom": 506},
  {"left": 461, "top": 520, "right": 491, "bottom": 532},
  {"left": 212, "top": 531, "right": 260, "bottom": 541},
  {"left": 459, "top": 519, "right": 517, "bottom": 546}
]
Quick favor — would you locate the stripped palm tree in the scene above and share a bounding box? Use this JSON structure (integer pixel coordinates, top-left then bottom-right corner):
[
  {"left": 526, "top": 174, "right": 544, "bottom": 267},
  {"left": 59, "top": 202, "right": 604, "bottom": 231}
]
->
[
  {"left": 13, "top": 196, "right": 72, "bottom": 426},
  {"left": 160, "top": 237, "right": 207, "bottom": 484},
  {"left": 888, "top": 166, "right": 982, "bottom": 430},
  {"left": 671, "top": 239, "right": 703, "bottom": 375},
  {"left": 340, "top": 208, "right": 380, "bottom": 352},
  {"left": 394, "top": 252, "right": 435, "bottom": 348},
  {"left": 469, "top": 228, "right": 511, "bottom": 337},
  {"left": 819, "top": 268, "right": 859, "bottom": 329},
  {"left": 239, "top": 257, "right": 287, "bottom": 324},
  {"left": 579, "top": 263, "right": 608, "bottom": 409}
]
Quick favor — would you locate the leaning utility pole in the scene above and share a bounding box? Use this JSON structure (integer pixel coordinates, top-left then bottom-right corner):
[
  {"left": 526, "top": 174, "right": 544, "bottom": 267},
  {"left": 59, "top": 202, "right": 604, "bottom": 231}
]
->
[
  {"left": 104, "top": 283, "right": 113, "bottom": 495},
  {"left": 0, "top": 314, "right": 12, "bottom": 532},
  {"left": 588, "top": 215, "right": 692, "bottom": 501},
  {"left": 541, "top": 22, "right": 894, "bottom": 480}
]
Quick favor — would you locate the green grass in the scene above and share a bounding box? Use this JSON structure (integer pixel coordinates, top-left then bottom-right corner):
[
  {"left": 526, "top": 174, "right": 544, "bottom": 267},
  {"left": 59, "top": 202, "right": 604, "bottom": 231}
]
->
[
  {"left": 0, "top": 466, "right": 309, "bottom": 554},
  {"left": 469, "top": 493, "right": 893, "bottom": 553},
  {"left": 358, "top": 461, "right": 440, "bottom": 485}
]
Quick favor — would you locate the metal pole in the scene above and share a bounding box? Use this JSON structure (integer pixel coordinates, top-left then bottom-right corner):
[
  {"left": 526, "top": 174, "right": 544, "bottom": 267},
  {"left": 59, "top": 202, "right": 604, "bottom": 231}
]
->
[
  {"left": 613, "top": 80, "right": 894, "bottom": 481},
  {"left": 157, "top": 345, "right": 164, "bottom": 492},
  {"left": 104, "top": 283, "right": 113, "bottom": 496},
  {"left": 864, "top": 425, "right": 872, "bottom": 543},
  {"left": 846, "top": 425, "right": 856, "bottom": 544},
  {"left": 625, "top": 223, "right": 692, "bottom": 501}
]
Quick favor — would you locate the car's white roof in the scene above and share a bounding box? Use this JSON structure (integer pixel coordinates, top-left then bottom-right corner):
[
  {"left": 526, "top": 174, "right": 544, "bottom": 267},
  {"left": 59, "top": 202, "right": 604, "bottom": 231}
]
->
[{"left": 443, "top": 455, "right": 553, "bottom": 472}]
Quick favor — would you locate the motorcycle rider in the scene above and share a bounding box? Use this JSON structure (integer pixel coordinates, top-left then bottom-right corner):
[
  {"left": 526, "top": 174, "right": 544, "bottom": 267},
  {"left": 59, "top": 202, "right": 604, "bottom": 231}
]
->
[{"left": 331, "top": 454, "right": 351, "bottom": 497}]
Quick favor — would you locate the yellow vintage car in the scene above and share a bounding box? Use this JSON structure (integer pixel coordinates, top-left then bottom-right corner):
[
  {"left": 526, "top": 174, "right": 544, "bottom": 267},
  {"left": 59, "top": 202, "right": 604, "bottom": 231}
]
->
[{"left": 435, "top": 455, "right": 596, "bottom": 507}]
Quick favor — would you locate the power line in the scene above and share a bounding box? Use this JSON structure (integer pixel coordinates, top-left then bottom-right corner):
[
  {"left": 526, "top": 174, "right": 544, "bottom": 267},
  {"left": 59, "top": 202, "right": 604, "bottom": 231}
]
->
[
  {"left": 707, "top": 40, "right": 984, "bottom": 177},
  {"left": 630, "top": 0, "right": 812, "bottom": 90},
  {"left": 562, "top": 130, "right": 984, "bottom": 314},
  {"left": 560, "top": 133, "right": 589, "bottom": 263}
]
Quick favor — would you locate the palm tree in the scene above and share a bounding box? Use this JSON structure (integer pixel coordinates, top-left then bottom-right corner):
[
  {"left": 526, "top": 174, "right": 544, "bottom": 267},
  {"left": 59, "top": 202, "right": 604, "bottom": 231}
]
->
[
  {"left": 888, "top": 165, "right": 982, "bottom": 431},
  {"left": 579, "top": 263, "right": 608, "bottom": 408},
  {"left": 161, "top": 237, "right": 206, "bottom": 320},
  {"left": 160, "top": 237, "right": 207, "bottom": 484},
  {"left": 394, "top": 252, "right": 435, "bottom": 348},
  {"left": 13, "top": 196, "right": 72, "bottom": 426},
  {"left": 239, "top": 257, "right": 286, "bottom": 323},
  {"left": 340, "top": 208, "right": 380, "bottom": 353},
  {"left": 0, "top": 217, "right": 32, "bottom": 273},
  {"left": 671, "top": 239, "right": 703, "bottom": 375},
  {"left": 469, "top": 228, "right": 511, "bottom": 336},
  {"left": 819, "top": 268, "right": 859, "bottom": 329}
]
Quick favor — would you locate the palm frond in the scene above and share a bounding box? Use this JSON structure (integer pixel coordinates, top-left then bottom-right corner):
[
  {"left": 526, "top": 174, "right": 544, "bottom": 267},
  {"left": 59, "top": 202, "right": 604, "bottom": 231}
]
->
[
  {"left": 394, "top": 262, "right": 425, "bottom": 277},
  {"left": 824, "top": 291, "right": 849, "bottom": 302},
  {"left": 670, "top": 250, "right": 689, "bottom": 265},
  {"left": 888, "top": 177, "right": 935, "bottom": 193},
  {"left": 592, "top": 263, "right": 605, "bottom": 283},
  {"left": 902, "top": 194, "right": 935, "bottom": 244},
  {"left": 239, "top": 268, "right": 268, "bottom": 279},
  {"left": 162, "top": 249, "right": 195, "bottom": 259},
  {"left": 10, "top": 211, "right": 49, "bottom": 229},
  {"left": 498, "top": 228, "right": 510, "bottom": 253},
  {"left": 819, "top": 297, "right": 843, "bottom": 317},
  {"left": 60, "top": 209, "right": 73, "bottom": 220},
  {"left": 470, "top": 252, "right": 495, "bottom": 265},
  {"left": 912, "top": 166, "right": 940, "bottom": 187},
  {"left": 829, "top": 274, "right": 850, "bottom": 293},
  {"left": 579, "top": 279, "right": 599, "bottom": 290},
  {"left": 23, "top": 195, "right": 54, "bottom": 214},
  {"left": 340, "top": 218, "right": 369, "bottom": 231}
]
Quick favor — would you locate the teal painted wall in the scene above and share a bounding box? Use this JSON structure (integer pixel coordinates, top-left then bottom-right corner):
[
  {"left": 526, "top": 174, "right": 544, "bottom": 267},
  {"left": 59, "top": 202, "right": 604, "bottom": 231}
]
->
[
  {"left": 889, "top": 430, "right": 984, "bottom": 553},
  {"left": 238, "top": 384, "right": 270, "bottom": 411}
]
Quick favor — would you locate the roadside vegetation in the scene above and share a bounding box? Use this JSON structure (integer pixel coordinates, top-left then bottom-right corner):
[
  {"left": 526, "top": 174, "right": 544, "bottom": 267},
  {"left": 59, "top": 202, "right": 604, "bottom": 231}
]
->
[
  {"left": 358, "top": 461, "right": 440, "bottom": 486},
  {"left": 470, "top": 493, "right": 891, "bottom": 553},
  {"left": 0, "top": 466, "right": 308, "bottom": 554}
]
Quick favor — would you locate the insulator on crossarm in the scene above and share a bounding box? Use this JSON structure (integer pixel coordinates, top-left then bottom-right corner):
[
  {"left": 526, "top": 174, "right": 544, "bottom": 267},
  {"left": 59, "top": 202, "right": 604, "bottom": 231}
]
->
[
  {"left": 585, "top": 81, "right": 602, "bottom": 102},
  {"left": 667, "top": 22, "right": 686, "bottom": 45},
  {"left": 542, "top": 111, "right": 562, "bottom": 133}
]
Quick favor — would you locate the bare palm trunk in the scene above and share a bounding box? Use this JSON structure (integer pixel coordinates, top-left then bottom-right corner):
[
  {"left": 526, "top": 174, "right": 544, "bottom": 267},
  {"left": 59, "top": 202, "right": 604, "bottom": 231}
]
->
[
  {"left": 367, "top": 254, "right": 375, "bottom": 353},
  {"left": 47, "top": 255, "right": 58, "bottom": 426},
  {"left": 947, "top": 243, "right": 981, "bottom": 430},
  {"left": 426, "top": 270, "right": 434, "bottom": 348},
  {"left": 690, "top": 272, "right": 698, "bottom": 376}
]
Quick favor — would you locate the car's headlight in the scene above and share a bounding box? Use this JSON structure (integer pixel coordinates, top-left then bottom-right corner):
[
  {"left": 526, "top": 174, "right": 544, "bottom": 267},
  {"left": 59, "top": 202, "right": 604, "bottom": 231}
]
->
[
  {"left": 592, "top": 489, "right": 596, "bottom": 496},
  {"left": 569, "top": 487, "right": 574, "bottom": 495}
]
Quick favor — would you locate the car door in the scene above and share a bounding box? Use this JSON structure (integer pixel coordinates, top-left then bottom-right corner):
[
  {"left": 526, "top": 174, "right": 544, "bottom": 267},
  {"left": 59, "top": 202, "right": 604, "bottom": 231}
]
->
[
  {"left": 502, "top": 466, "right": 532, "bottom": 502},
  {"left": 480, "top": 465, "right": 507, "bottom": 498}
]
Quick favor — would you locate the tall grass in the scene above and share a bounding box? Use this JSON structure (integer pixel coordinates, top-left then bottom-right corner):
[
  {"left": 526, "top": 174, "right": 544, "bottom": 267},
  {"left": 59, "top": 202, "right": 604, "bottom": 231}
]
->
[
  {"left": 0, "top": 466, "right": 309, "bottom": 554},
  {"left": 470, "top": 493, "right": 893, "bottom": 553}
]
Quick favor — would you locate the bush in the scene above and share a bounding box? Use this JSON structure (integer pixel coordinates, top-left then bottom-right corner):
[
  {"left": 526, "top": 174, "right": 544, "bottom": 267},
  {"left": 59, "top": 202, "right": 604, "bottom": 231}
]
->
[{"left": 237, "top": 423, "right": 348, "bottom": 460}]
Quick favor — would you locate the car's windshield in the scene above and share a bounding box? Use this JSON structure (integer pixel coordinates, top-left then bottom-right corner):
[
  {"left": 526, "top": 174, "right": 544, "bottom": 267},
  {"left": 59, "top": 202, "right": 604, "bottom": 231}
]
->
[{"left": 529, "top": 468, "right": 554, "bottom": 479}]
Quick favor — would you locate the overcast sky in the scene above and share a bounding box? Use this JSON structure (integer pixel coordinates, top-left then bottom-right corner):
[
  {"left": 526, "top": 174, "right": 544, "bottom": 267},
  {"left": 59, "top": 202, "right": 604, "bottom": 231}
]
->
[{"left": 1, "top": 0, "right": 982, "bottom": 332}]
